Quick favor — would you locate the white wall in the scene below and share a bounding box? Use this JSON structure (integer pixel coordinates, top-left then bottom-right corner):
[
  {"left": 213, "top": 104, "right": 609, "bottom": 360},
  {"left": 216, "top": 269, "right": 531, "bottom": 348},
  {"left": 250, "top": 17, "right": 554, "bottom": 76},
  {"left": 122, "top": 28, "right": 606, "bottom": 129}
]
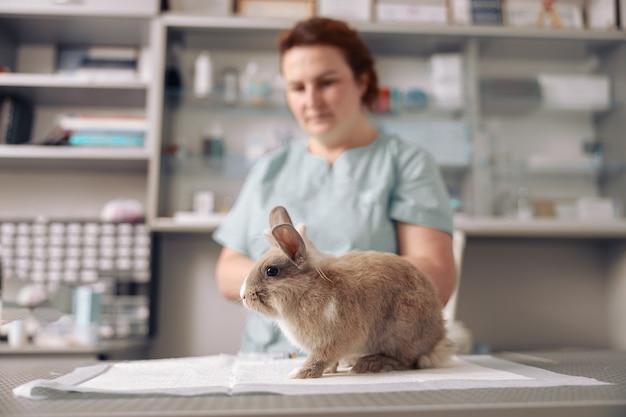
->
[{"left": 148, "top": 233, "right": 246, "bottom": 358}]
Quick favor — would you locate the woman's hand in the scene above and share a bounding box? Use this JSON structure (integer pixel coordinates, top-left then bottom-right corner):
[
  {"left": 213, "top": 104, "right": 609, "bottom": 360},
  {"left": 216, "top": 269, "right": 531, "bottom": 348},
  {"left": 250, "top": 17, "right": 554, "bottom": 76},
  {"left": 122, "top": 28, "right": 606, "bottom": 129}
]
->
[{"left": 216, "top": 247, "right": 255, "bottom": 302}]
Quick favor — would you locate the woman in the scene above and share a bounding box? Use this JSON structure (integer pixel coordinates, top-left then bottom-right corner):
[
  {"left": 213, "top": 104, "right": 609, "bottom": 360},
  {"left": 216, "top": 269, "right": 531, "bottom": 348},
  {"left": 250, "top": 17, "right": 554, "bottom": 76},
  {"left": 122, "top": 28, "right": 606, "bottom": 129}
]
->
[{"left": 213, "top": 17, "right": 456, "bottom": 354}]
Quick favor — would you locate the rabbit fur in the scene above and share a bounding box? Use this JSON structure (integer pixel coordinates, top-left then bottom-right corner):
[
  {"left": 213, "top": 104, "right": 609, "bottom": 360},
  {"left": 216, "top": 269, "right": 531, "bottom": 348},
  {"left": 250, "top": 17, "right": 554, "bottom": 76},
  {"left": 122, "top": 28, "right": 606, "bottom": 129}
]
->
[{"left": 240, "top": 206, "right": 454, "bottom": 379}]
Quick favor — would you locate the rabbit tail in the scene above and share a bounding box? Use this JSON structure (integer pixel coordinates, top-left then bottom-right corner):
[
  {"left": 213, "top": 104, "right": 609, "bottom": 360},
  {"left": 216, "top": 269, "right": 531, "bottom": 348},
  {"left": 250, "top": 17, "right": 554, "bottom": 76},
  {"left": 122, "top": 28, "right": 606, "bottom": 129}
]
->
[{"left": 417, "top": 337, "right": 455, "bottom": 369}]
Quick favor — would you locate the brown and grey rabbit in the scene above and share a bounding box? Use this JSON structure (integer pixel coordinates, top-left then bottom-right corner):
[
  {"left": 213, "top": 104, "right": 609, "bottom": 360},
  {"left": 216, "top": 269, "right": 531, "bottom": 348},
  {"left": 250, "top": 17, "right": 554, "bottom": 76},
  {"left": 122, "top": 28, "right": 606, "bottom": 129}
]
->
[{"left": 240, "top": 206, "right": 455, "bottom": 379}]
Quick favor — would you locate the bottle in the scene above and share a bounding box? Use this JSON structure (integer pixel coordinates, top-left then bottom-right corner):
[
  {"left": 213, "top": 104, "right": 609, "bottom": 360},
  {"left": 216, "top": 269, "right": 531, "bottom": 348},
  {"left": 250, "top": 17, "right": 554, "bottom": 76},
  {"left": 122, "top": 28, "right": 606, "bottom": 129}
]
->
[
  {"left": 221, "top": 67, "right": 239, "bottom": 105},
  {"left": 516, "top": 187, "right": 533, "bottom": 220},
  {"left": 194, "top": 51, "right": 213, "bottom": 97},
  {"left": 240, "top": 61, "right": 258, "bottom": 105},
  {"left": 202, "top": 123, "right": 224, "bottom": 159}
]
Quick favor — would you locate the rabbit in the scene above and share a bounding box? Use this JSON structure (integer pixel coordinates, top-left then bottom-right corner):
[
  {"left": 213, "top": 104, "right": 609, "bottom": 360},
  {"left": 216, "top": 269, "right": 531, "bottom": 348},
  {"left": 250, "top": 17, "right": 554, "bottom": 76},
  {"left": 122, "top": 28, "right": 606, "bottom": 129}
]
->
[{"left": 240, "top": 205, "right": 455, "bottom": 379}]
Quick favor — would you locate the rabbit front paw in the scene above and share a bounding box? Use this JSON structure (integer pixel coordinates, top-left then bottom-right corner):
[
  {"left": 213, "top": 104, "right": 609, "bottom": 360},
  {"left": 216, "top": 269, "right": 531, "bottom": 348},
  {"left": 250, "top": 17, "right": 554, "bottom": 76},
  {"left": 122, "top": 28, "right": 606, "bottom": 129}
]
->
[{"left": 287, "top": 365, "right": 324, "bottom": 379}]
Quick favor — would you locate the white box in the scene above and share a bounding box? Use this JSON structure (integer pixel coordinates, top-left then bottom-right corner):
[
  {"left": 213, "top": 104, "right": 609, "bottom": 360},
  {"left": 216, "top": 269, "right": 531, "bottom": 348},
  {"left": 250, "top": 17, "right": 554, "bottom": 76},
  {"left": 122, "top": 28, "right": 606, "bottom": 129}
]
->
[
  {"left": 376, "top": 0, "right": 448, "bottom": 23},
  {"left": 169, "top": 0, "right": 233, "bottom": 16},
  {"left": 449, "top": 0, "right": 471, "bottom": 24},
  {"left": 576, "top": 198, "right": 617, "bottom": 220},
  {"left": 537, "top": 74, "right": 610, "bottom": 109},
  {"left": 317, "top": 0, "right": 372, "bottom": 21},
  {"left": 586, "top": 0, "right": 617, "bottom": 30},
  {"left": 430, "top": 54, "right": 464, "bottom": 108},
  {"left": 237, "top": 0, "right": 314, "bottom": 19},
  {"left": 0, "top": 0, "right": 158, "bottom": 16}
]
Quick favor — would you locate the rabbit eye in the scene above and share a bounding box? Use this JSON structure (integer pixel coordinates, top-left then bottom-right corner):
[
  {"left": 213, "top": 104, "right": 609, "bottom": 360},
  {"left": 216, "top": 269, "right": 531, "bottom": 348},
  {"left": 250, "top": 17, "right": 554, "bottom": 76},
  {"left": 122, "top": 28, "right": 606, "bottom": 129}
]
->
[{"left": 266, "top": 266, "right": 279, "bottom": 277}]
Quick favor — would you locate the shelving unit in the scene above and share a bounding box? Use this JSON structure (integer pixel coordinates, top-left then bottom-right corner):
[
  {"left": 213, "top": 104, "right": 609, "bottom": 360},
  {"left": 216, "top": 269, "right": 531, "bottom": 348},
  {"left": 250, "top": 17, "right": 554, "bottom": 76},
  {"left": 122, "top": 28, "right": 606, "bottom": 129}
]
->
[
  {"left": 0, "top": 5, "right": 158, "bottom": 218},
  {"left": 0, "top": 3, "right": 159, "bottom": 357},
  {"left": 149, "top": 14, "right": 626, "bottom": 235}
]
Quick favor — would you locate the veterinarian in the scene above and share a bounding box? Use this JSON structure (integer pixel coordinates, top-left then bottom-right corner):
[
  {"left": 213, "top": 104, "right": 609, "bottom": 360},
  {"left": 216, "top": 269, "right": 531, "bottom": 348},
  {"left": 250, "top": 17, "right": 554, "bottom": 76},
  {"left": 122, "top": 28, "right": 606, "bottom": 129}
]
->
[{"left": 213, "top": 17, "right": 456, "bottom": 354}]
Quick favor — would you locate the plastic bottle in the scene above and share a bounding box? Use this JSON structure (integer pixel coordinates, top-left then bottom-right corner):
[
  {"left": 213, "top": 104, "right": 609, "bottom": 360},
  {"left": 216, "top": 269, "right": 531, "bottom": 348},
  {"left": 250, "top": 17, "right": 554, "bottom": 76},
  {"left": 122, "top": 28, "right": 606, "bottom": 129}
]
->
[
  {"left": 202, "top": 123, "right": 224, "bottom": 159},
  {"left": 194, "top": 51, "right": 213, "bottom": 97},
  {"left": 222, "top": 67, "right": 239, "bottom": 105},
  {"left": 516, "top": 187, "right": 533, "bottom": 220}
]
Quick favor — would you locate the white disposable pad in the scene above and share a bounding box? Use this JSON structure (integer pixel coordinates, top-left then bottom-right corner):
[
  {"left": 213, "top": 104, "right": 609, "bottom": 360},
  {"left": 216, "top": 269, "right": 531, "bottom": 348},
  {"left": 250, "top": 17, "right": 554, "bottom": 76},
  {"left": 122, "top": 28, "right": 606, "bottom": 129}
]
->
[{"left": 14, "top": 354, "right": 609, "bottom": 399}]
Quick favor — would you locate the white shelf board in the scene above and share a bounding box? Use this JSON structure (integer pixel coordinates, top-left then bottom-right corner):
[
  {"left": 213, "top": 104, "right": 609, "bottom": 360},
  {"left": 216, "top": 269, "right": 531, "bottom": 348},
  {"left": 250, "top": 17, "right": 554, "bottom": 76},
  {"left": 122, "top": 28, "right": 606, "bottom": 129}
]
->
[
  {"left": 0, "top": 74, "right": 149, "bottom": 107},
  {"left": 152, "top": 213, "right": 626, "bottom": 238},
  {"left": 0, "top": 338, "right": 150, "bottom": 357},
  {"left": 0, "top": 145, "right": 150, "bottom": 170},
  {"left": 161, "top": 13, "right": 626, "bottom": 43},
  {"left": 0, "top": 73, "right": 149, "bottom": 89},
  {"left": 162, "top": 13, "right": 291, "bottom": 30},
  {"left": 0, "top": 144, "right": 149, "bottom": 160},
  {"left": 454, "top": 215, "right": 626, "bottom": 238},
  {"left": 151, "top": 216, "right": 225, "bottom": 233}
]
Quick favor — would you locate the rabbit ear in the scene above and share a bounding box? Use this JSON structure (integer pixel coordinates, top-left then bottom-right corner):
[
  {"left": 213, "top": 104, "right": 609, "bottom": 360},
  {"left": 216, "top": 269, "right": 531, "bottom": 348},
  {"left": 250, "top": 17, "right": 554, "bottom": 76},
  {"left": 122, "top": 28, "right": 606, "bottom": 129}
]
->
[
  {"left": 272, "top": 224, "right": 307, "bottom": 268},
  {"left": 270, "top": 206, "right": 294, "bottom": 228}
]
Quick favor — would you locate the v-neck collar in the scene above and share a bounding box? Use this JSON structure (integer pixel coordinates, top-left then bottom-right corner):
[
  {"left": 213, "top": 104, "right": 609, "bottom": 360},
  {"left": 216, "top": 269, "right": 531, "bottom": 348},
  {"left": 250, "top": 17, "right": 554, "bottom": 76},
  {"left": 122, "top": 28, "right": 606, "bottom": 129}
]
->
[{"left": 302, "top": 133, "right": 383, "bottom": 171}]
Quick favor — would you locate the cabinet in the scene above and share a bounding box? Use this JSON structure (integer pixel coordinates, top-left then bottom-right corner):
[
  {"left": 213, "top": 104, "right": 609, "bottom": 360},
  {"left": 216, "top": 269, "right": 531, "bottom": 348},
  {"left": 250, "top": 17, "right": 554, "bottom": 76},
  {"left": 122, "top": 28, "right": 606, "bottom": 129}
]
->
[
  {"left": 0, "top": 4, "right": 159, "bottom": 352},
  {"left": 150, "top": 14, "right": 626, "bottom": 236},
  {"left": 0, "top": 5, "right": 159, "bottom": 218}
]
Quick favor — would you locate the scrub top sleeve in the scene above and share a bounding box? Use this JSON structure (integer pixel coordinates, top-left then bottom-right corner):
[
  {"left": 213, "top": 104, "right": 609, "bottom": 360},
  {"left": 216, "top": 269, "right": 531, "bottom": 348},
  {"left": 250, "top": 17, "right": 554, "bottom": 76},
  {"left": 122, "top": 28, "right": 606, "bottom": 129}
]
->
[{"left": 389, "top": 147, "right": 454, "bottom": 235}]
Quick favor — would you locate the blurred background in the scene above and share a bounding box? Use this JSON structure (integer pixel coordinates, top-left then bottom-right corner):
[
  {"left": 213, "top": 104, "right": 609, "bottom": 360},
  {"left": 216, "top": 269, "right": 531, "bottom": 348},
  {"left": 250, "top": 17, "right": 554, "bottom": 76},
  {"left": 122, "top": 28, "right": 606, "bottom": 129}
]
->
[{"left": 0, "top": 0, "right": 625, "bottom": 360}]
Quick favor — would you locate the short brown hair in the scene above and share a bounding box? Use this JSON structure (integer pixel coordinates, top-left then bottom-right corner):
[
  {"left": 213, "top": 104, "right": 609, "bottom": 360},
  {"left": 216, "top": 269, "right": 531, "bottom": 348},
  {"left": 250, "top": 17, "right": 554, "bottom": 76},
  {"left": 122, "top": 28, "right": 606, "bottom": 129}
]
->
[{"left": 277, "top": 17, "right": 379, "bottom": 109}]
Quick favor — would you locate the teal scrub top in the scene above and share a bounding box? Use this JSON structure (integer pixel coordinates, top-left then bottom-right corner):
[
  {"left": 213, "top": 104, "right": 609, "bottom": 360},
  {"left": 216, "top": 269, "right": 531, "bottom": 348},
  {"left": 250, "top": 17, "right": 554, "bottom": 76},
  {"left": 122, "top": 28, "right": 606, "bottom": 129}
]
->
[{"left": 212, "top": 132, "right": 453, "bottom": 354}]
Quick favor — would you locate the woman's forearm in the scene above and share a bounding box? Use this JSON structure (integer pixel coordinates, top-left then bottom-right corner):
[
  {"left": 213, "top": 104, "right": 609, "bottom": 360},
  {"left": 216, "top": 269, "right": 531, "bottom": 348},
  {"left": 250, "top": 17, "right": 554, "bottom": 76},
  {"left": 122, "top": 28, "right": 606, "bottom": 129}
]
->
[
  {"left": 401, "top": 254, "right": 456, "bottom": 306},
  {"left": 216, "top": 248, "right": 255, "bottom": 302},
  {"left": 395, "top": 222, "right": 457, "bottom": 307}
]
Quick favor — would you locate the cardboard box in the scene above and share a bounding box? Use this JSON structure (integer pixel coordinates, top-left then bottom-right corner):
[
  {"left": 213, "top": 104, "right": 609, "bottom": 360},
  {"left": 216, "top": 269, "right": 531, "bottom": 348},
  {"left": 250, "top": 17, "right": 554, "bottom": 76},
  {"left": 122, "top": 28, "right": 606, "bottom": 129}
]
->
[
  {"left": 16, "top": 44, "right": 55, "bottom": 74},
  {"left": 236, "top": 0, "right": 314, "bottom": 19},
  {"left": 505, "top": 0, "right": 584, "bottom": 29},
  {"left": 376, "top": 0, "right": 448, "bottom": 23},
  {"left": 318, "top": 0, "right": 372, "bottom": 21}
]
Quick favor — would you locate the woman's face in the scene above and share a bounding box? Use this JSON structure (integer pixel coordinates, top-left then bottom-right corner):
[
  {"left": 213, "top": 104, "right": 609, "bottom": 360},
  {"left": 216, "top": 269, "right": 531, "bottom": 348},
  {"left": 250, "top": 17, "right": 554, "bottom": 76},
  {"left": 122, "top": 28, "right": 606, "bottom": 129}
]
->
[{"left": 281, "top": 45, "right": 367, "bottom": 143}]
